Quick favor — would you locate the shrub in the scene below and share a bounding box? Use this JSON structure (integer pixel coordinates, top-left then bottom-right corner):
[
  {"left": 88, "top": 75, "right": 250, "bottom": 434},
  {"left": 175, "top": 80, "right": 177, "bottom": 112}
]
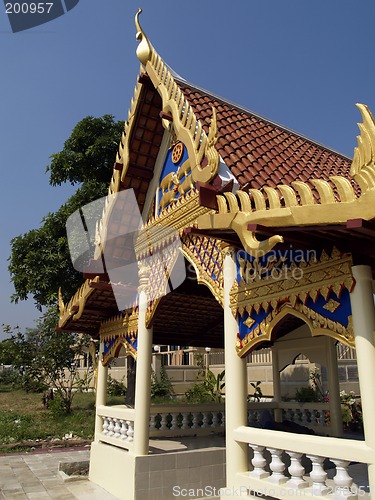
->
[
  {"left": 185, "top": 369, "right": 225, "bottom": 403},
  {"left": 47, "top": 396, "right": 67, "bottom": 418},
  {"left": 21, "top": 374, "right": 48, "bottom": 393},
  {"left": 0, "top": 368, "right": 22, "bottom": 389},
  {"left": 295, "top": 386, "right": 321, "bottom": 403},
  {"left": 151, "top": 366, "right": 173, "bottom": 400},
  {"left": 107, "top": 376, "right": 127, "bottom": 397},
  {"left": 185, "top": 383, "right": 214, "bottom": 403}
]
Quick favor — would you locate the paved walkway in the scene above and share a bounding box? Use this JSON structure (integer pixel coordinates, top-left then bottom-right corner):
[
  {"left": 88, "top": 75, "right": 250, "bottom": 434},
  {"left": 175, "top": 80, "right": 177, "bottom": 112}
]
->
[{"left": 0, "top": 447, "right": 117, "bottom": 500}]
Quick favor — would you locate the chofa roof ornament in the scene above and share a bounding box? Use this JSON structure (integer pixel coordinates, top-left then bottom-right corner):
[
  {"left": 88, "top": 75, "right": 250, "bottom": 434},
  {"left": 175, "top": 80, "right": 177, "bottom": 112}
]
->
[{"left": 135, "top": 8, "right": 152, "bottom": 65}]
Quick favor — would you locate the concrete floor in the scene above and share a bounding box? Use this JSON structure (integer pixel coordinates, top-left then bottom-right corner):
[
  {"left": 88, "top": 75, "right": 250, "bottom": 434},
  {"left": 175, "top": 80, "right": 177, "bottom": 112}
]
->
[
  {"left": 0, "top": 438, "right": 369, "bottom": 500},
  {"left": 0, "top": 447, "right": 116, "bottom": 500}
]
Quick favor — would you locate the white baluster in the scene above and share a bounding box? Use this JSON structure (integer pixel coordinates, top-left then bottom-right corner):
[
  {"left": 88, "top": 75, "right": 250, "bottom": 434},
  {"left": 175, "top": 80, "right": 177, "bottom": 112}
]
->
[
  {"left": 160, "top": 413, "right": 168, "bottom": 431},
  {"left": 126, "top": 420, "right": 134, "bottom": 442},
  {"left": 250, "top": 445, "right": 270, "bottom": 479},
  {"left": 212, "top": 412, "right": 219, "bottom": 428},
  {"left": 108, "top": 418, "right": 115, "bottom": 437},
  {"left": 296, "top": 409, "right": 302, "bottom": 424},
  {"left": 182, "top": 412, "right": 190, "bottom": 430},
  {"left": 286, "top": 451, "right": 308, "bottom": 489},
  {"left": 113, "top": 418, "right": 121, "bottom": 438},
  {"left": 120, "top": 420, "right": 128, "bottom": 440},
  {"left": 268, "top": 448, "right": 287, "bottom": 484},
  {"left": 203, "top": 412, "right": 210, "bottom": 428},
  {"left": 192, "top": 412, "right": 199, "bottom": 429},
  {"left": 170, "top": 413, "right": 179, "bottom": 431},
  {"left": 149, "top": 414, "right": 157, "bottom": 432},
  {"left": 301, "top": 409, "right": 308, "bottom": 425},
  {"left": 306, "top": 455, "right": 330, "bottom": 495},
  {"left": 102, "top": 417, "right": 109, "bottom": 435},
  {"left": 331, "top": 459, "right": 357, "bottom": 499}
]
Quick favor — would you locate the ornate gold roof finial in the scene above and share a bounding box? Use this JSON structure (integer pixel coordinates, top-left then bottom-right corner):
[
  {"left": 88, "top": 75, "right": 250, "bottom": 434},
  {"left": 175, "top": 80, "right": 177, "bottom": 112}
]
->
[
  {"left": 351, "top": 103, "right": 375, "bottom": 191},
  {"left": 135, "top": 8, "right": 152, "bottom": 65}
]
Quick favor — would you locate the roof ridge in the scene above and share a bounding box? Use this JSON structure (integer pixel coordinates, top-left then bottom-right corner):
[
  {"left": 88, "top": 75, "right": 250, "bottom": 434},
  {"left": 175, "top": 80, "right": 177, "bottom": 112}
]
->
[{"left": 174, "top": 76, "right": 352, "bottom": 162}]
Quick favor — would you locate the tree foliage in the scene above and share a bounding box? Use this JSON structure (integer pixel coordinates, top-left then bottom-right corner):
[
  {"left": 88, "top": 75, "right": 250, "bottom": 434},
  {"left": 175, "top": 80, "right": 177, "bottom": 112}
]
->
[
  {"left": 46, "top": 115, "right": 124, "bottom": 186},
  {"left": 8, "top": 115, "right": 123, "bottom": 308}
]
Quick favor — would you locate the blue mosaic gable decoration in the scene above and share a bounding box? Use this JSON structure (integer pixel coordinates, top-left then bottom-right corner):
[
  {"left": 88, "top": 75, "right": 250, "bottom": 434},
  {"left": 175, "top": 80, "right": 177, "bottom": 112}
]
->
[
  {"left": 304, "top": 287, "right": 352, "bottom": 329},
  {"left": 231, "top": 247, "right": 355, "bottom": 357},
  {"left": 157, "top": 142, "right": 190, "bottom": 215},
  {"left": 160, "top": 142, "right": 188, "bottom": 180}
]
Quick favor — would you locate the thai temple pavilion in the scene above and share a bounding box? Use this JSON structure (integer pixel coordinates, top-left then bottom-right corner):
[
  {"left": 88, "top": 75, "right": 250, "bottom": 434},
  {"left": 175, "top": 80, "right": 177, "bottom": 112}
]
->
[{"left": 58, "top": 10, "right": 375, "bottom": 500}]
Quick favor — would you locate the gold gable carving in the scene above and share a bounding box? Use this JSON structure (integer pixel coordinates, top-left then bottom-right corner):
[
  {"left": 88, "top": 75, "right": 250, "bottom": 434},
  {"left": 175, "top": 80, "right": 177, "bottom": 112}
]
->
[{"left": 135, "top": 9, "right": 220, "bottom": 186}]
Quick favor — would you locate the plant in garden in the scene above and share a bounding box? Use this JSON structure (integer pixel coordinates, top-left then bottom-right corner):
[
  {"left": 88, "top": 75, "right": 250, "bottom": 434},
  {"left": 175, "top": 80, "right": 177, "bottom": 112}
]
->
[
  {"left": 151, "top": 366, "right": 173, "bottom": 401},
  {"left": 185, "top": 369, "right": 225, "bottom": 403},
  {"left": 340, "top": 390, "right": 363, "bottom": 431},
  {"left": 248, "top": 381, "right": 263, "bottom": 402},
  {"left": 295, "top": 386, "right": 321, "bottom": 403},
  {"left": 107, "top": 375, "right": 127, "bottom": 397},
  {"left": 309, "top": 368, "right": 326, "bottom": 400}
]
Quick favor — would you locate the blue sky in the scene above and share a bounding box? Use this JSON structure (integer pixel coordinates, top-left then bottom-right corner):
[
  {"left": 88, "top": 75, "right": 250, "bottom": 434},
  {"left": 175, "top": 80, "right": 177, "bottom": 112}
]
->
[{"left": 1, "top": 0, "right": 375, "bottom": 339}]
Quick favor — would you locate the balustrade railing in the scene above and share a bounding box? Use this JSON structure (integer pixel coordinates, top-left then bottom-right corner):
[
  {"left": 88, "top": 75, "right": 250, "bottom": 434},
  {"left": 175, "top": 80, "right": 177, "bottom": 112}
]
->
[
  {"left": 234, "top": 426, "right": 371, "bottom": 499},
  {"left": 95, "top": 399, "right": 337, "bottom": 455},
  {"left": 279, "top": 402, "right": 331, "bottom": 433},
  {"left": 149, "top": 403, "right": 225, "bottom": 437},
  {"left": 96, "top": 404, "right": 135, "bottom": 451}
]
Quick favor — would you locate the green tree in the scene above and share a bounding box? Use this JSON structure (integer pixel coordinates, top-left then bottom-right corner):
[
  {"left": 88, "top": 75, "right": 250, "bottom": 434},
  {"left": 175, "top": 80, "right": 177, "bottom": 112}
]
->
[
  {"left": 3, "top": 307, "right": 89, "bottom": 414},
  {"left": 7, "top": 115, "right": 125, "bottom": 409},
  {"left": 8, "top": 115, "right": 123, "bottom": 308}
]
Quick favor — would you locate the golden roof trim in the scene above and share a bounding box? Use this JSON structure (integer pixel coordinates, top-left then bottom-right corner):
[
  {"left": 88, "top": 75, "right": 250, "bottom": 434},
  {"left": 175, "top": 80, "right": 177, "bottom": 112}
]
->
[
  {"left": 58, "top": 276, "right": 100, "bottom": 328},
  {"left": 93, "top": 80, "right": 143, "bottom": 260},
  {"left": 197, "top": 104, "right": 375, "bottom": 257}
]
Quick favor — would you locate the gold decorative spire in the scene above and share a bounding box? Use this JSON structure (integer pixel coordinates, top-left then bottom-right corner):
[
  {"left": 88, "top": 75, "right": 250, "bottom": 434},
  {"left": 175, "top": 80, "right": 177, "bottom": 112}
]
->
[{"left": 135, "top": 8, "right": 152, "bottom": 65}]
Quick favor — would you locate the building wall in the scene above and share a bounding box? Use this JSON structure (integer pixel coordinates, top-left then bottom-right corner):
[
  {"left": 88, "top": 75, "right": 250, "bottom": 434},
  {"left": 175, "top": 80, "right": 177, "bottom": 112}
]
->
[{"left": 75, "top": 343, "right": 360, "bottom": 398}]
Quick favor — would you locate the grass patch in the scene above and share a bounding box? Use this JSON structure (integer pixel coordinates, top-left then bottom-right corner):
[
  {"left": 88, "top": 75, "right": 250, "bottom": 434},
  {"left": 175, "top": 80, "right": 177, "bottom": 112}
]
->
[{"left": 0, "top": 389, "right": 101, "bottom": 453}]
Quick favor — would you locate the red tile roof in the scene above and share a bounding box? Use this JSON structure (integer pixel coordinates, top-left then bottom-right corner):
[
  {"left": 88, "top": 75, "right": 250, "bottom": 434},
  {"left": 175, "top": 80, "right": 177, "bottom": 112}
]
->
[{"left": 177, "top": 80, "right": 354, "bottom": 190}]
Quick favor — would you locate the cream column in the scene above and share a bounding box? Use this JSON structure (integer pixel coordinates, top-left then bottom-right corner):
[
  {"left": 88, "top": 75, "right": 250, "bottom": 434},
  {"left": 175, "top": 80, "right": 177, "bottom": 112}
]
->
[
  {"left": 350, "top": 265, "right": 375, "bottom": 491},
  {"left": 223, "top": 247, "right": 249, "bottom": 487},
  {"left": 326, "top": 337, "right": 343, "bottom": 437},
  {"left": 133, "top": 271, "right": 153, "bottom": 456},
  {"left": 94, "top": 341, "right": 108, "bottom": 442},
  {"left": 271, "top": 348, "right": 282, "bottom": 422}
]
